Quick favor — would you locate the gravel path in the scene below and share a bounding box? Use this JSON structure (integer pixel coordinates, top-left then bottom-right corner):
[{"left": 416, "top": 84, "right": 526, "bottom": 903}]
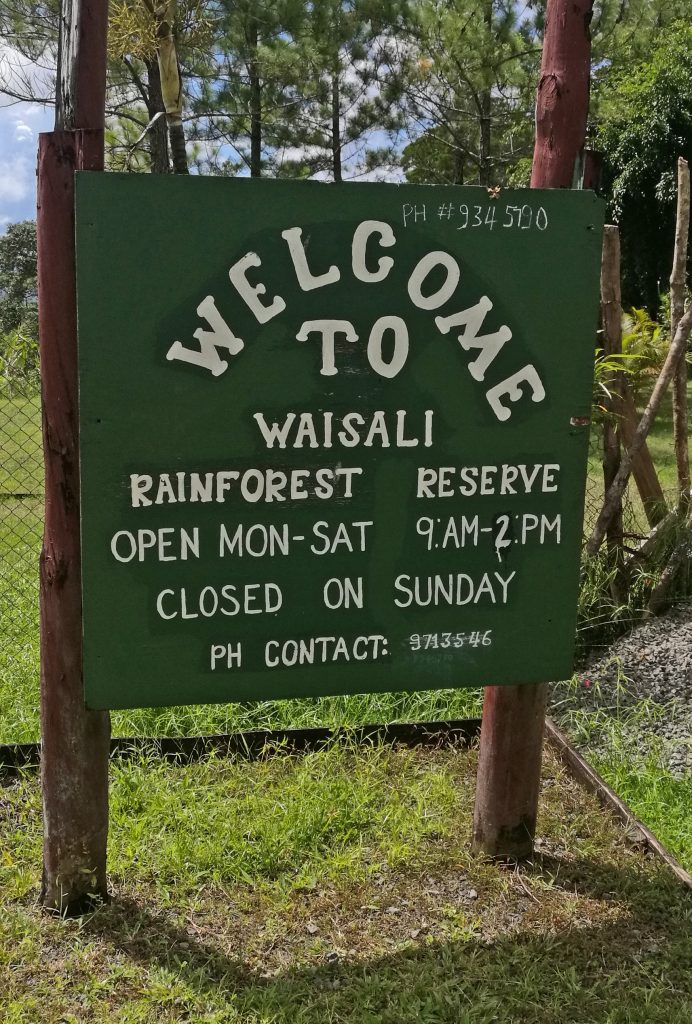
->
[{"left": 550, "top": 603, "right": 692, "bottom": 776}]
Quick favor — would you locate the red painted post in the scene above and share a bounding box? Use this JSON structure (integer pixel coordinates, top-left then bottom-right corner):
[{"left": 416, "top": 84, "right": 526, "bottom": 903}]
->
[
  {"left": 38, "top": 0, "right": 111, "bottom": 913},
  {"left": 531, "top": 1, "right": 594, "bottom": 190},
  {"left": 472, "top": 0, "right": 594, "bottom": 859}
]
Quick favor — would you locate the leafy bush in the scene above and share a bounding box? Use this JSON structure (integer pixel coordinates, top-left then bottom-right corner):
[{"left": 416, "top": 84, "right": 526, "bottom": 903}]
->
[
  {"left": 597, "top": 22, "right": 692, "bottom": 312},
  {"left": 0, "top": 329, "right": 39, "bottom": 391},
  {"left": 621, "top": 306, "right": 670, "bottom": 400}
]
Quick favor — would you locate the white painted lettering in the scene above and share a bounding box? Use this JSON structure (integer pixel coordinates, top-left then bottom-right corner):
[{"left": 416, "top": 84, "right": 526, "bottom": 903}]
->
[
  {"left": 352, "top": 220, "right": 395, "bottom": 283},
  {"left": 408, "top": 251, "right": 460, "bottom": 310},
  {"left": 282, "top": 226, "right": 340, "bottom": 291},
  {"left": 166, "top": 295, "right": 244, "bottom": 377},
  {"left": 435, "top": 296, "right": 511, "bottom": 382},
  {"left": 367, "top": 316, "right": 409, "bottom": 379},
  {"left": 130, "top": 474, "right": 153, "bottom": 508},
  {"left": 229, "top": 251, "right": 286, "bottom": 323},
  {"left": 296, "top": 319, "right": 358, "bottom": 376},
  {"left": 486, "top": 365, "right": 546, "bottom": 421},
  {"left": 253, "top": 412, "right": 296, "bottom": 448}
]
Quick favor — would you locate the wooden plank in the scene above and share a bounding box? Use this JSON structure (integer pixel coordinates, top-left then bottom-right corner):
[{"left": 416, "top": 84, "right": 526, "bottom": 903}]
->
[
  {"left": 671, "top": 157, "right": 690, "bottom": 511},
  {"left": 1, "top": 719, "right": 484, "bottom": 778}
]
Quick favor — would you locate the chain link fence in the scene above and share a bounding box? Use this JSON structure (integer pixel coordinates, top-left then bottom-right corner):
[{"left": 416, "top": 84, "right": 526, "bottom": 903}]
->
[
  {"left": 0, "top": 373, "right": 669, "bottom": 737},
  {"left": 0, "top": 375, "right": 43, "bottom": 723},
  {"left": 579, "top": 428, "right": 652, "bottom": 654},
  {"left": 584, "top": 428, "right": 650, "bottom": 546}
]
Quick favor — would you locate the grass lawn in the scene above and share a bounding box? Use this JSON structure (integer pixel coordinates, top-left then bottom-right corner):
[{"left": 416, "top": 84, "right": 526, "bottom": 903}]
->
[
  {"left": 1, "top": 381, "right": 690, "bottom": 906},
  {"left": 551, "top": 677, "right": 692, "bottom": 870},
  {"left": 2, "top": 742, "right": 691, "bottom": 1024}
]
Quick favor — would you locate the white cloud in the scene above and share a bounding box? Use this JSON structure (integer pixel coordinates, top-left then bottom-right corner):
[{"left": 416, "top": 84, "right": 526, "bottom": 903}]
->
[
  {"left": 23, "top": 105, "right": 48, "bottom": 120},
  {"left": 0, "top": 56, "right": 52, "bottom": 222},
  {"left": 0, "top": 42, "right": 55, "bottom": 105},
  {"left": 14, "top": 120, "right": 33, "bottom": 141},
  {"left": 0, "top": 155, "right": 33, "bottom": 202}
]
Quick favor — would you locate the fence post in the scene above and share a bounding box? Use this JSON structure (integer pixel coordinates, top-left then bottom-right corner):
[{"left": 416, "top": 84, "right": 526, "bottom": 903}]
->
[
  {"left": 601, "top": 225, "right": 626, "bottom": 598},
  {"left": 619, "top": 384, "right": 666, "bottom": 527},
  {"left": 671, "top": 157, "right": 691, "bottom": 512},
  {"left": 472, "top": 0, "right": 595, "bottom": 859},
  {"left": 38, "top": 0, "right": 110, "bottom": 914}
]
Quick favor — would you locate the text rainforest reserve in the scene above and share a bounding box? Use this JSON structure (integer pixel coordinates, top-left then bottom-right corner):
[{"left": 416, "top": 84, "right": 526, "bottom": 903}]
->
[{"left": 165, "top": 218, "right": 546, "bottom": 424}]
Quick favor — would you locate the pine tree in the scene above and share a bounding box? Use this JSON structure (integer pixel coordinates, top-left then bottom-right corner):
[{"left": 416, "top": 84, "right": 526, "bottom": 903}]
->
[
  {"left": 278, "top": 0, "right": 410, "bottom": 182},
  {"left": 189, "top": 0, "right": 306, "bottom": 177},
  {"left": 400, "top": 1, "right": 540, "bottom": 187}
]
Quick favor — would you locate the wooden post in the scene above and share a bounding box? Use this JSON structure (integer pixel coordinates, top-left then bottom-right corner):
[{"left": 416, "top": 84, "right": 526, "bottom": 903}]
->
[
  {"left": 586, "top": 307, "right": 692, "bottom": 557},
  {"left": 671, "top": 157, "right": 690, "bottom": 512},
  {"left": 619, "top": 382, "right": 666, "bottom": 528},
  {"left": 600, "top": 226, "right": 626, "bottom": 597},
  {"left": 39, "top": 0, "right": 111, "bottom": 914},
  {"left": 473, "top": 0, "right": 594, "bottom": 860},
  {"left": 530, "top": 2, "right": 593, "bottom": 190}
]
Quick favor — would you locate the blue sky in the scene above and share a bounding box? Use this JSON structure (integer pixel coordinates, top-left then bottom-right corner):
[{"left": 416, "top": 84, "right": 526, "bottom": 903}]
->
[
  {"left": 0, "top": 35, "right": 403, "bottom": 235},
  {"left": 0, "top": 92, "right": 401, "bottom": 233},
  {"left": 0, "top": 98, "right": 53, "bottom": 230}
]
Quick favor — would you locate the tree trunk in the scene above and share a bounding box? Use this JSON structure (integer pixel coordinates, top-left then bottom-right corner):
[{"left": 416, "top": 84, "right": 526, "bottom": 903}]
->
[
  {"left": 41, "top": 0, "right": 111, "bottom": 914},
  {"left": 331, "top": 63, "right": 342, "bottom": 183},
  {"left": 671, "top": 157, "right": 690, "bottom": 512},
  {"left": 167, "top": 118, "right": 188, "bottom": 175},
  {"left": 157, "top": 1, "right": 188, "bottom": 174},
  {"left": 530, "top": 1, "right": 593, "bottom": 188},
  {"left": 452, "top": 145, "right": 464, "bottom": 185},
  {"left": 144, "top": 57, "right": 170, "bottom": 173},
  {"left": 473, "top": 0, "right": 595, "bottom": 862},
  {"left": 478, "top": 2, "right": 492, "bottom": 186},
  {"left": 478, "top": 88, "right": 492, "bottom": 186},
  {"left": 248, "top": 17, "right": 261, "bottom": 177}
]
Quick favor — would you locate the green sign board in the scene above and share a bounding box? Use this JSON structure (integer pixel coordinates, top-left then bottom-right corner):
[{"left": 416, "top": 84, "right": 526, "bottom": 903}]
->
[{"left": 76, "top": 174, "right": 604, "bottom": 710}]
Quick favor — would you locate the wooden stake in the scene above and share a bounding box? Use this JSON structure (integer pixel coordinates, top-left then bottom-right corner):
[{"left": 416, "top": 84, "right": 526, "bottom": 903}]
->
[
  {"left": 618, "top": 382, "right": 666, "bottom": 528},
  {"left": 600, "top": 226, "right": 625, "bottom": 581},
  {"left": 39, "top": 0, "right": 110, "bottom": 914},
  {"left": 586, "top": 307, "right": 692, "bottom": 558},
  {"left": 671, "top": 157, "right": 690, "bottom": 513},
  {"left": 473, "top": 0, "right": 594, "bottom": 860}
]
